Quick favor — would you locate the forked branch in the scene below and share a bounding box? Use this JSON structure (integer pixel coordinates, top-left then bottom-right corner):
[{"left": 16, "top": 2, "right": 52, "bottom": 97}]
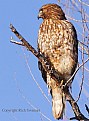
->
[{"left": 10, "top": 24, "right": 89, "bottom": 121}]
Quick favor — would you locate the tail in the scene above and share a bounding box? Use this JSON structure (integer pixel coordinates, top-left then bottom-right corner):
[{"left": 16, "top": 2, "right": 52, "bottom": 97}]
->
[
  {"left": 52, "top": 86, "right": 65, "bottom": 119},
  {"left": 47, "top": 74, "right": 65, "bottom": 119}
]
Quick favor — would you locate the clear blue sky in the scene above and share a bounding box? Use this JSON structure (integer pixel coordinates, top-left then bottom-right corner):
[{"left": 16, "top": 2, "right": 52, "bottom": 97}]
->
[{"left": 0, "top": 0, "right": 89, "bottom": 121}]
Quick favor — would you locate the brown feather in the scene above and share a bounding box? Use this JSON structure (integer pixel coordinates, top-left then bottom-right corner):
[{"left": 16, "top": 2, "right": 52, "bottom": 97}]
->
[{"left": 38, "top": 4, "right": 78, "bottom": 119}]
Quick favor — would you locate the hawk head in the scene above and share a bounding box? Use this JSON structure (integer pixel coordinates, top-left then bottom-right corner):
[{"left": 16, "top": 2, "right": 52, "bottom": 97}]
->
[{"left": 38, "top": 4, "right": 66, "bottom": 20}]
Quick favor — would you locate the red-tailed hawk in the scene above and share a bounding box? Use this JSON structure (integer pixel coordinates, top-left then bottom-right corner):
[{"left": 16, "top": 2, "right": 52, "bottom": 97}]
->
[{"left": 37, "top": 4, "right": 78, "bottom": 119}]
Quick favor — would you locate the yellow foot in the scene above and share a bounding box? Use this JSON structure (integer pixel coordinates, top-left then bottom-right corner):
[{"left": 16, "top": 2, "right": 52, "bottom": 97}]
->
[{"left": 60, "top": 80, "right": 64, "bottom": 87}]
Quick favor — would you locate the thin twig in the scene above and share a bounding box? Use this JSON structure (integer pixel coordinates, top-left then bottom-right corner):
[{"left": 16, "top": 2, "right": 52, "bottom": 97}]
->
[
  {"left": 78, "top": 0, "right": 89, "bottom": 7},
  {"left": 10, "top": 37, "right": 24, "bottom": 46},
  {"left": 22, "top": 49, "right": 51, "bottom": 104},
  {"left": 10, "top": 112, "right": 20, "bottom": 121},
  {"left": 64, "top": 57, "right": 89, "bottom": 87},
  {"left": 14, "top": 77, "right": 52, "bottom": 121},
  {"left": 66, "top": 15, "right": 89, "bottom": 23},
  {"left": 75, "top": 2, "right": 85, "bottom": 102}
]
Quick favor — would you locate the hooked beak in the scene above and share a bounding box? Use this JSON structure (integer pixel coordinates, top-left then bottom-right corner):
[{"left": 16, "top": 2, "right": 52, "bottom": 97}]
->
[
  {"left": 37, "top": 15, "right": 40, "bottom": 20},
  {"left": 38, "top": 10, "right": 43, "bottom": 19}
]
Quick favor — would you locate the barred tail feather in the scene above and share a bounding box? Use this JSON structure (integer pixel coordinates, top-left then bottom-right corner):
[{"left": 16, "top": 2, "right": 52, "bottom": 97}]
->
[
  {"left": 46, "top": 74, "right": 65, "bottom": 119},
  {"left": 52, "top": 87, "right": 65, "bottom": 119}
]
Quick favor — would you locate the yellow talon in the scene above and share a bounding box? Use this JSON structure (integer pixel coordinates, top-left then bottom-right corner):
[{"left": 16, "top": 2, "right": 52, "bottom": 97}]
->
[{"left": 60, "top": 80, "right": 64, "bottom": 86}]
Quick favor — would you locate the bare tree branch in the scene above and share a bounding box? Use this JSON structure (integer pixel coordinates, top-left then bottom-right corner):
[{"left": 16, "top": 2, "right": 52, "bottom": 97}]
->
[
  {"left": 10, "top": 24, "right": 64, "bottom": 86},
  {"left": 10, "top": 24, "right": 89, "bottom": 121},
  {"left": 85, "top": 104, "right": 89, "bottom": 115},
  {"left": 66, "top": 89, "right": 88, "bottom": 121}
]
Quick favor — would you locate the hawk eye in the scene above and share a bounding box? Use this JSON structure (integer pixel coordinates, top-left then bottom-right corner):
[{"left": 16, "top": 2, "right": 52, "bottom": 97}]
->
[{"left": 39, "top": 8, "right": 43, "bottom": 13}]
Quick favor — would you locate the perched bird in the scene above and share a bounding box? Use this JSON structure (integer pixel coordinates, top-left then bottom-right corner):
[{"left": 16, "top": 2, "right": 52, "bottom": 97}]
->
[{"left": 37, "top": 3, "right": 78, "bottom": 119}]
